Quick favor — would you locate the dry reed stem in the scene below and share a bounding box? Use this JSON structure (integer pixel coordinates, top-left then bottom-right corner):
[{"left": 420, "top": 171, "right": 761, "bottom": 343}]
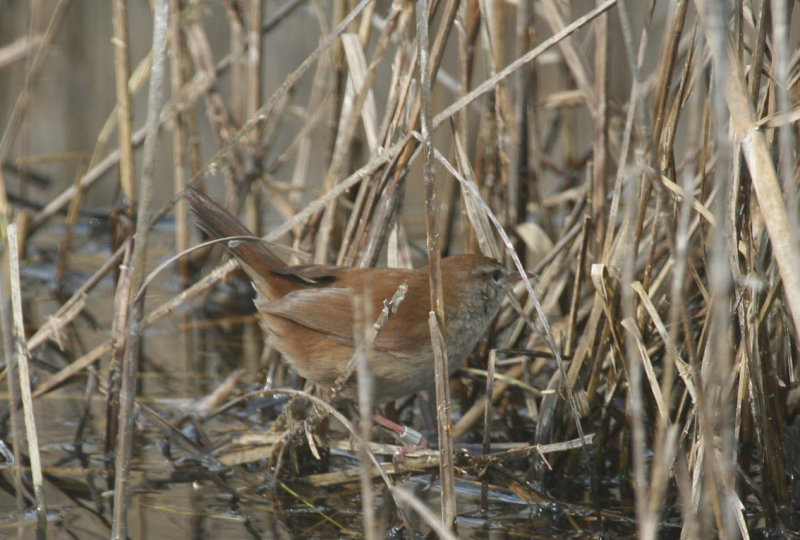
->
[
  {"left": 416, "top": 0, "right": 457, "bottom": 529},
  {"left": 0, "top": 253, "right": 26, "bottom": 537},
  {"left": 479, "top": 349, "right": 496, "bottom": 512},
  {"left": 7, "top": 224, "right": 47, "bottom": 536},
  {"left": 111, "top": 0, "right": 135, "bottom": 204},
  {"left": 4, "top": 0, "right": 800, "bottom": 536},
  {"left": 352, "top": 292, "right": 378, "bottom": 540},
  {"left": 169, "top": 0, "right": 191, "bottom": 283},
  {"left": 110, "top": 1, "right": 170, "bottom": 537},
  {"left": 0, "top": 35, "right": 43, "bottom": 69}
]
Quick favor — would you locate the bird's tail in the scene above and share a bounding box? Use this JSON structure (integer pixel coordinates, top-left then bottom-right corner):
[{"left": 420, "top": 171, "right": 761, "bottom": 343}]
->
[{"left": 184, "top": 187, "right": 289, "bottom": 296}]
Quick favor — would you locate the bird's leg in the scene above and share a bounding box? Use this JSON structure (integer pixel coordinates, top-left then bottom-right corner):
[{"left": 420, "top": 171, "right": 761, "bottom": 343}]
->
[{"left": 370, "top": 413, "right": 431, "bottom": 464}]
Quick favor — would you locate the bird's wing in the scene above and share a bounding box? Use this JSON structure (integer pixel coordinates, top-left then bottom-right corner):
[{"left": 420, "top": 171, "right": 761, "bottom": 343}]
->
[
  {"left": 270, "top": 264, "right": 341, "bottom": 284},
  {"left": 262, "top": 287, "right": 355, "bottom": 343},
  {"left": 261, "top": 286, "right": 428, "bottom": 353}
]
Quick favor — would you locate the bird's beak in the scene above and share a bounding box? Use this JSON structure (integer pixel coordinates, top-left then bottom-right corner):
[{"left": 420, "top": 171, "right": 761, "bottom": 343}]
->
[{"left": 508, "top": 269, "right": 534, "bottom": 283}]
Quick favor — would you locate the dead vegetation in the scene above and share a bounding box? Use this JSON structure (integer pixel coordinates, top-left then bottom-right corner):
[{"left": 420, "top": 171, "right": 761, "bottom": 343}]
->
[{"left": 1, "top": 0, "right": 799, "bottom": 538}]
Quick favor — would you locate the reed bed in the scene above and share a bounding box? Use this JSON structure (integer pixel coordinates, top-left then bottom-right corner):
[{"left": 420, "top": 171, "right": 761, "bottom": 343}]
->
[{"left": 1, "top": 0, "right": 798, "bottom": 537}]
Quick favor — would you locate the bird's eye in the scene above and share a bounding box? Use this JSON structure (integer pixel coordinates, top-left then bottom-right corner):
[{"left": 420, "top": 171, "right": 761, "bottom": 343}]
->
[{"left": 490, "top": 268, "right": 505, "bottom": 284}]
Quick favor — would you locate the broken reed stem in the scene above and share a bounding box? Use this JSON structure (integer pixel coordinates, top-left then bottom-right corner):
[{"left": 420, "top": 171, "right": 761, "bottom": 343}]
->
[
  {"left": 332, "top": 283, "right": 407, "bottom": 395},
  {"left": 104, "top": 239, "right": 132, "bottom": 477}
]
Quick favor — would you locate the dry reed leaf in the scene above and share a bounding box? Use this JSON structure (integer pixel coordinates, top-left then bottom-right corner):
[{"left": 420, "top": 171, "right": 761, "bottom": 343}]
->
[
  {"left": 516, "top": 222, "right": 554, "bottom": 263},
  {"left": 341, "top": 33, "right": 379, "bottom": 152},
  {"left": 452, "top": 131, "right": 503, "bottom": 260},
  {"left": 660, "top": 173, "right": 716, "bottom": 227},
  {"left": 755, "top": 105, "right": 800, "bottom": 128},
  {"left": 539, "top": 0, "right": 596, "bottom": 112},
  {"left": 620, "top": 318, "right": 668, "bottom": 422},
  {"left": 631, "top": 281, "right": 698, "bottom": 404}
]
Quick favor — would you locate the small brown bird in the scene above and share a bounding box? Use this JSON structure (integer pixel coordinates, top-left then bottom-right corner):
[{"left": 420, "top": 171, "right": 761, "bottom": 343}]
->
[{"left": 185, "top": 187, "right": 510, "bottom": 404}]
